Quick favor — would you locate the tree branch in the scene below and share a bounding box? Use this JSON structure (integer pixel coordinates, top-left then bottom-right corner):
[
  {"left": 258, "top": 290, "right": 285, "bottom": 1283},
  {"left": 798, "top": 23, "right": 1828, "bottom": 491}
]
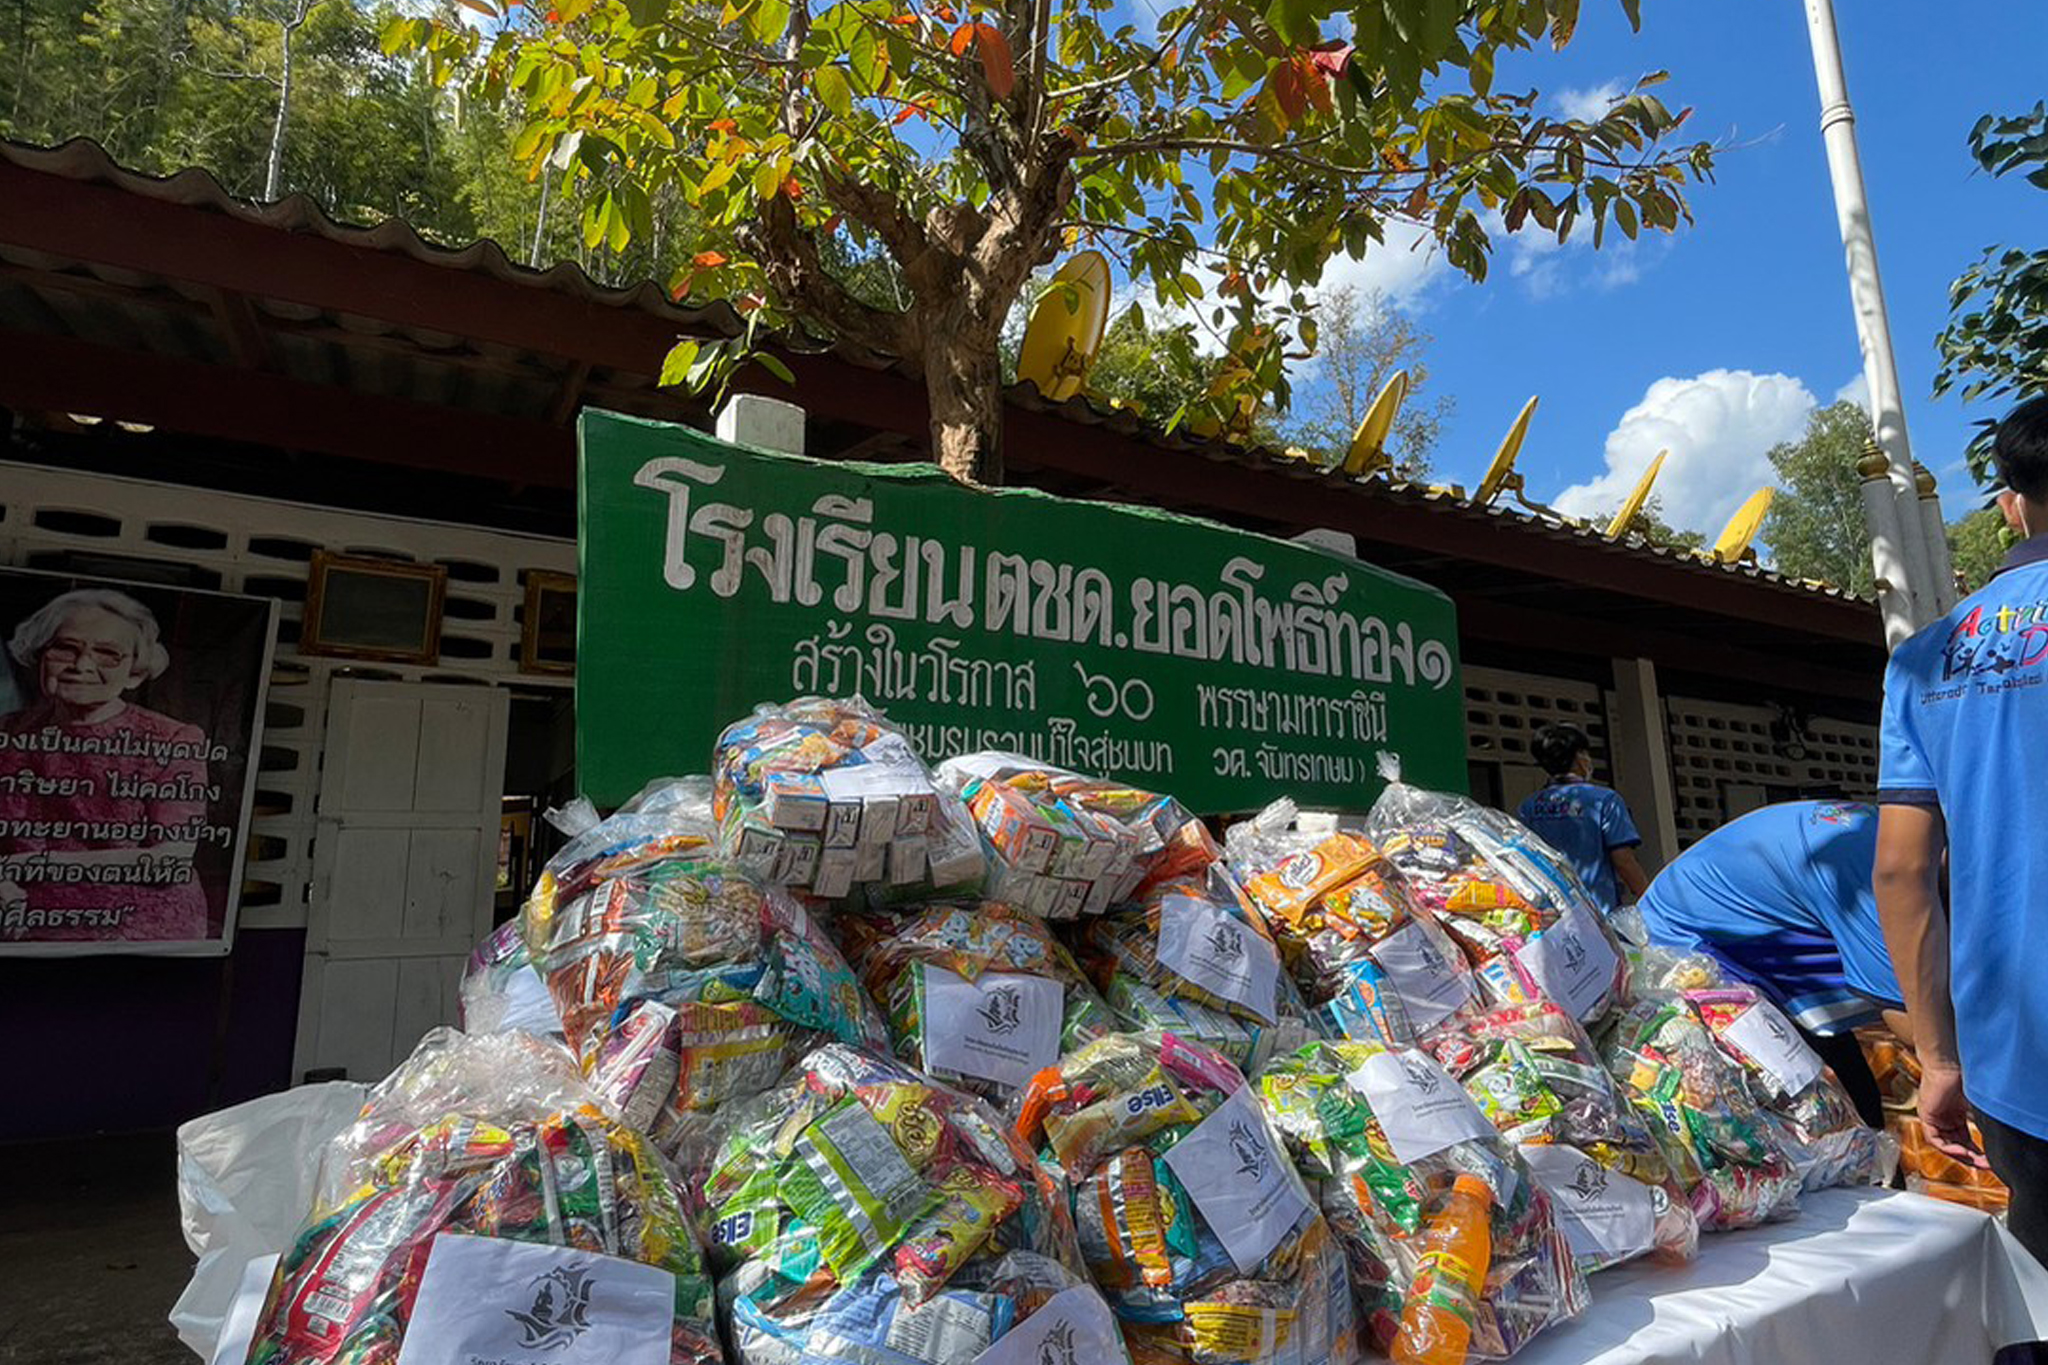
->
[{"left": 747, "top": 192, "right": 916, "bottom": 359}]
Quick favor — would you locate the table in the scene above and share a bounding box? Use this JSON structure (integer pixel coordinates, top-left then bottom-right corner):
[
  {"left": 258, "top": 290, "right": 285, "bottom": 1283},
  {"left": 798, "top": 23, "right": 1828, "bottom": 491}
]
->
[{"left": 1515, "top": 1188, "right": 2048, "bottom": 1365}]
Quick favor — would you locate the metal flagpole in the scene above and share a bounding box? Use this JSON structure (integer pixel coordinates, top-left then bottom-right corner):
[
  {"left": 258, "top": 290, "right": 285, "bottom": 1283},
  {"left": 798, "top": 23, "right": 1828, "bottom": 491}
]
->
[{"left": 1801, "top": 0, "right": 1952, "bottom": 645}]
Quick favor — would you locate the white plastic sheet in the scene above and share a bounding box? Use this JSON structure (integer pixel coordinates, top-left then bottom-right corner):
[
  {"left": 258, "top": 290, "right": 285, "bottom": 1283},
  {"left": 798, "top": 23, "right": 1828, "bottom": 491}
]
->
[
  {"left": 170, "top": 1081, "right": 368, "bottom": 1360},
  {"left": 1512, "top": 1188, "right": 2048, "bottom": 1365}
]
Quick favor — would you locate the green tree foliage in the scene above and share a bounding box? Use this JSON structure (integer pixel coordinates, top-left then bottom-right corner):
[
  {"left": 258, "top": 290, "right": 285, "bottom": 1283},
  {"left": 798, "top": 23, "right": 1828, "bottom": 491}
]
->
[
  {"left": 1759, "top": 399, "right": 1875, "bottom": 597},
  {"left": 1948, "top": 506, "right": 2013, "bottom": 594},
  {"left": 1282, "top": 285, "right": 1450, "bottom": 478},
  {"left": 1081, "top": 304, "right": 1211, "bottom": 425},
  {"left": 1602, "top": 493, "right": 1703, "bottom": 552},
  {"left": 393, "top": 0, "right": 1719, "bottom": 482},
  {"left": 1936, "top": 104, "right": 2048, "bottom": 484}
]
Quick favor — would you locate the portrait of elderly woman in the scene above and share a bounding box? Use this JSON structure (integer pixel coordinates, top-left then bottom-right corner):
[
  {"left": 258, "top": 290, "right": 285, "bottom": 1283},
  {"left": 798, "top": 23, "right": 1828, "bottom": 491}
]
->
[{"left": 0, "top": 587, "right": 213, "bottom": 941}]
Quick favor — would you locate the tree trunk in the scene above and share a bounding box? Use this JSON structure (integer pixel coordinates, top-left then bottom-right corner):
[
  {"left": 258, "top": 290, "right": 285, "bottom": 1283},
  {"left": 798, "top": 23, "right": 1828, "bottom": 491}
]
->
[{"left": 924, "top": 324, "right": 1004, "bottom": 486}]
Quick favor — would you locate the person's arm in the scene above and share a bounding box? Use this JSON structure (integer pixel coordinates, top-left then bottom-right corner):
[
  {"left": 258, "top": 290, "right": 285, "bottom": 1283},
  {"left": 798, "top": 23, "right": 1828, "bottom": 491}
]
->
[
  {"left": 1874, "top": 803, "right": 1983, "bottom": 1166},
  {"left": 1609, "top": 845, "right": 1651, "bottom": 901}
]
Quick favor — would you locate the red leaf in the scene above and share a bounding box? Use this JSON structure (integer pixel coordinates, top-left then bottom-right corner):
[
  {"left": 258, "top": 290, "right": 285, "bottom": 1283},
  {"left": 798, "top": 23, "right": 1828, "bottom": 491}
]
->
[
  {"left": 1308, "top": 43, "right": 1352, "bottom": 79},
  {"left": 1271, "top": 60, "right": 1305, "bottom": 122},
  {"left": 892, "top": 103, "right": 923, "bottom": 124},
  {"left": 1296, "top": 52, "right": 1331, "bottom": 115},
  {"left": 708, "top": 118, "right": 737, "bottom": 133},
  {"left": 934, "top": 3, "right": 954, "bottom": 19},
  {"left": 886, "top": 12, "right": 916, "bottom": 23},
  {"left": 672, "top": 273, "right": 695, "bottom": 299},
  {"left": 973, "top": 23, "right": 1014, "bottom": 98},
  {"left": 781, "top": 177, "right": 803, "bottom": 200},
  {"left": 544, "top": 7, "right": 558, "bottom": 19},
  {"left": 822, "top": 213, "right": 844, "bottom": 233},
  {"left": 948, "top": 22, "right": 973, "bottom": 54},
  {"left": 692, "top": 250, "right": 728, "bottom": 267}
]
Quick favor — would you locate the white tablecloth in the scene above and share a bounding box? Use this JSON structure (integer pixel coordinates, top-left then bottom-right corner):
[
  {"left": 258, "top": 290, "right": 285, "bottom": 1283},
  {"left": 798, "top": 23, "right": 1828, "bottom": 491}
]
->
[{"left": 1515, "top": 1188, "right": 2048, "bottom": 1365}]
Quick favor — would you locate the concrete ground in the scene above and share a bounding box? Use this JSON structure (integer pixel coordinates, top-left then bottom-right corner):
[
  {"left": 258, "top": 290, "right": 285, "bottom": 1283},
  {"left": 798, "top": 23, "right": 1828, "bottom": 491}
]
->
[{"left": 0, "top": 1133, "right": 193, "bottom": 1365}]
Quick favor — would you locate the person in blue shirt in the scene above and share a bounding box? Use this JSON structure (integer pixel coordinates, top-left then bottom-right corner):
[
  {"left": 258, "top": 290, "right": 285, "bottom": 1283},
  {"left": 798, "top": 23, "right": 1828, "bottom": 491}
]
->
[
  {"left": 1516, "top": 723, "right": 1649, "bottom": 918},
  {"left": 1638, "top": 799, "right": 1906, "bottom": 1127},
  {"left": 1877, "top": 394, "right": 2048, "bottom": 1267}
]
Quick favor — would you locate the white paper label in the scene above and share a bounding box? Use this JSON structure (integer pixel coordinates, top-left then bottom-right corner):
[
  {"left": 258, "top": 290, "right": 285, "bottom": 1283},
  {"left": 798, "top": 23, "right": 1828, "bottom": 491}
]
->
[
  {"left": 1160, "top": 1086, "right": 1313, "bottom": 1274},
  {"left": 208, "top": 1253, "right": 279, "bottom": 1365},
  {"left": 497, "top": 967, "right": 565, "bottom": 1037},
  {"left": 1371, "top": 921, "right": 1473, "bottom": 1032},
  {"left": 1511, "top": 901, "right": 1619, "bottom": 1021},
  {"left": 972, "top": 1285, "right": 1125, "bottom": 1365},
  {"left": 1720, "top": 999, "right": 1825, "bottom": 1096},
  {"left": 1346, "top": 1048, "right": 1497, "bottom": 1164},
  {"left": 922, "top": 965, "right": 1064, "bottom": 1089},
  {"left": 1156, "top": 893, "right": 1281, "bottom": 1025},
  {"left": 1520, "top": 1143, "right": 1655, "bottom": 1265},
  {"left": 396, "top": 1234, "right": 674, "bottom": 1365},
  {"left": 886, "top": 1292, "right": 995, "bottom": 1359}
]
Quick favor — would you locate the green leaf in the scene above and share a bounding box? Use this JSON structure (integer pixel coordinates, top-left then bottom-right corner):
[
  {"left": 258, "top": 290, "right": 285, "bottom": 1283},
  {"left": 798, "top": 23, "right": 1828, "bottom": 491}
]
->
[
  {"left": 815, "top": 64, "right": 853, "bottom": 118},
  {"left": 744, "top": 0, "right": 790, "bottom": 45},
  {"left": 624, "top": 0, "right": 667, "bottom": 28},
  {"left": 660, "top": 340, "right": 702, "bottom": 388},
  {"left": 755, "top": 352, "right": 797, "bottom": 384}
]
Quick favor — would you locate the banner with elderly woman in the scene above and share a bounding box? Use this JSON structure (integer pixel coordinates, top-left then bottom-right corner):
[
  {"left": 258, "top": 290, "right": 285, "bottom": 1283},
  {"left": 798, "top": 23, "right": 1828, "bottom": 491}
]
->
[{"left": 0, "top": 567, "right": 275, "bottom": 955}]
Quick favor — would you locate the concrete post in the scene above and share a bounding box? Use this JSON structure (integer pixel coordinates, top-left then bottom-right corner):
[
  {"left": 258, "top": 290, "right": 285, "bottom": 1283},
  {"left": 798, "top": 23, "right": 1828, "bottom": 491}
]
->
[
  {"left": 1856, "top": 440, "right": 1919, "bottom": 648},
  {"left": 1915, "top": 462, "right": 1959, "bottom": 612},
  {"left": 716, "top": 393, "right": 806, "bottom": 455},
  {"left": 1608, "top": 657, "right": 1679, "bottom": 874}
]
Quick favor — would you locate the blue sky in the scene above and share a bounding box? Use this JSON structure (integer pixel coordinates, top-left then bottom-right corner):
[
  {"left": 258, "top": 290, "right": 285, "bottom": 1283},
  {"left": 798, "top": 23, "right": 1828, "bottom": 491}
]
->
[{"left": 1319, "top": 0, "right": 2047, "bottom": 532}]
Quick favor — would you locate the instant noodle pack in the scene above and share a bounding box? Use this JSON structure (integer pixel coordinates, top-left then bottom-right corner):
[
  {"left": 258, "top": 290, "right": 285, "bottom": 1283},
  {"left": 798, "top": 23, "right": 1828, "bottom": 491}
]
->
[{"left": 229, "top": 697, "right": 1885, "bottom": 1365}]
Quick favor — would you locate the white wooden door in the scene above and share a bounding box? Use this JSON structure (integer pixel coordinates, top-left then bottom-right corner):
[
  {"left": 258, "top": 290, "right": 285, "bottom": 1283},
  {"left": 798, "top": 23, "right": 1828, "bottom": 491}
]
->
[{"left": 294, "top": 679, "right": 510, "bottom": 1082}]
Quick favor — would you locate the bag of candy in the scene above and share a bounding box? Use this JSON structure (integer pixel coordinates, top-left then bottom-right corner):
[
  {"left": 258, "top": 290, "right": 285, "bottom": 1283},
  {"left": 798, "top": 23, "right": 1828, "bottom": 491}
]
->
[
  {"left": 713, "top": 698, "right": 980, "bottom": 899},
  {"left": 837, "top": 900, "right": 1119, "bottom": 1103},
  {"left": 1074, "top": 866, "right": 1321, "bottom": 1074},
  {"left": 1599, "top": 975, "right": 1804, "bottom": 1231},
  {"left": 1228, "top": 800, "right": 1480, "bottom": 1047},
  {"left": 1013, "top": 1031, "right": 1361, "bottom": 1365},
  {"left": 1252, "top": 1039, "right": 1587, "bottom": 1362},
  {"left": 1365, "top": 757, "right": 1626, "bottom": 1027},
  {"left": 246, "top": 1028, "right": 723, "bottom": 1365},
  {"left": 1631, "top": 949, "right": 1884, "bottom": 1192},
  {"left": 700, "top": 1042, "right": 1131, "bottom": 1365},
  {"left": 459, "top": 919, "right": 565, "bottom": 1039},
  {"left": 522, "top": 818, "right": 888, "bottom": 1166},
  {"left": 1420, "top": 1000, "right": 1699, "bottom": 1272}
]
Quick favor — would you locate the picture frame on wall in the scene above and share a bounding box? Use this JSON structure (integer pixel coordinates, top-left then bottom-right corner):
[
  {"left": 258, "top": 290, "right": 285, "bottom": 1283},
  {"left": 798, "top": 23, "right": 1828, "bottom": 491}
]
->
[
  {"left": 300, "top": 552, "right": 447, "bottom": 665},
  {"left": 520, "top": 570, "right": 576, "bottom": 676}
]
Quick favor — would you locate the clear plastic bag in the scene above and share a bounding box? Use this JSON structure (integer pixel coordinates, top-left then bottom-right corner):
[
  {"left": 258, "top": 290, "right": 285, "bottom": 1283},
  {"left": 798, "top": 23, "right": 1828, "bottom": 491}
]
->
[
  {"left": 522, "top": 835, "right": 888, "bottom": 1166},
  {"left": 1365, "top": 758, "right": 1626, "bottom": 1026},
  {"left": 934, "top": 753, "right": 1216, "bottom": 918},
  {"left": 458, "top": 919, "right": 563, "bottom": 1038},
  {"left": 836, "top": 899, "right": 1119, "bottom": 1103},
  {"left": 1420, "top": 1000, "right": 1699, "bottom": 1272},
  {"left": 1252, "top": 1039, "right": 1587, "bottom": 1361},
  {"left": 700, "top": 1042, "right": 1129, "bottom": 1365},
  {"left": 1013, "top": 1031, "right": 1361, "bottom": 1365},
  {"left": 1074, "top": 865, "right": 1322, "bottom": 1075},
  {"left": 245, "top": 1028, "right": 723, "bottom": 1365},
  {"left": 713, "top": 697, "right": 963, "bottom": 898},
  {"left": 1229, "top": 800, "right": 1480, "bottom": 1047}
]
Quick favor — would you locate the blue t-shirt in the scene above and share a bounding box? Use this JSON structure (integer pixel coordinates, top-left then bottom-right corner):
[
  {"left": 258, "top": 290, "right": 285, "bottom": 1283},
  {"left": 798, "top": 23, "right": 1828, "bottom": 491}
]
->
[
  {"left": 1515, "top": 780, "right": 1640, "bottom": 916},
  {"left": 1637, "top": 801, "right": 1903, "bottom": 1034},
  {"left": 1879, "top": 537, "right": 2048, "bottom": 1139}
]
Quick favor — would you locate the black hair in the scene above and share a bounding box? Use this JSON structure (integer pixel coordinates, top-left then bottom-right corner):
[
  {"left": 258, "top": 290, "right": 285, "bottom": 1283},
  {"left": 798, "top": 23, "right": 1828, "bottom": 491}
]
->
[
  {"left": 1994, "top": 394, "right": 2048, "bottom": 503},
  {"left": 1532, "top": 723, "right": 1592, "bottom": 779}
]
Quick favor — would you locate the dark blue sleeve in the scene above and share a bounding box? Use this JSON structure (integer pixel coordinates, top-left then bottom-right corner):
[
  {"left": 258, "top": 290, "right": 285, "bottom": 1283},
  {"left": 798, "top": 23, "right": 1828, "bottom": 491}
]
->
[{"left": 1599, "top": 789, "right": 1642, "bottom": 850}]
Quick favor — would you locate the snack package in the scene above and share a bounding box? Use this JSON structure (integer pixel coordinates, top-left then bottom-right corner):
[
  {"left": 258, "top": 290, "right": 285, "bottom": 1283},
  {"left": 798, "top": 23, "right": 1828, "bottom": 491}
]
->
[
  {"left": 246, "top": 1028, "right": 723, "bottom": 1365},
  {"left": 1252, "top": 1039, "right": 1587, "bottom": 1361},
  {"left": 1364, "top": 758, "right": 1625, "bottom": 1026},
  {"left": 1599, "top": 977, "right": 1804, "bottom": 1231},
  {"left": 934, "top": 754, "right": 1215, "bottom": 917},
  {"left": 1420, "top": 1001, "right": 1698, "bottom": 1272},
  {"left": 459, "top": 919, "right": 566, "bottom": 1039},
  {"left": 1075, "top": 866, "right": 1321, "bottom": 1074},
  {"left": 1632, "top": 949, "right": 1885, "bottom": 1193},
  {"left": 1014, "top": 1032, "right": 1361, "bottom": 1365},
  {"left": 713, "top": 698, "right": 973, "bottom": 899},
  {"left": 522, "top": 820, "right": 888, "bottom": 1166},
  {"left": 1228, "top": 800, "right": 1479, "bottom": 1046},
  {"left": 701, "top": 1042, "right": 1131, "bottom": 1365},
  {"left": 837, "top": 900, "right": 1119, "bottom": 1102}
]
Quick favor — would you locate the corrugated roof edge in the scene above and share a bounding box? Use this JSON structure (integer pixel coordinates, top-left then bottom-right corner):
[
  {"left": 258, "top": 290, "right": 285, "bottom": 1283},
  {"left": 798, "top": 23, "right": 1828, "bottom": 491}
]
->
[{"left": 1, "top": 135, "right": 1866, "bottom": 607}]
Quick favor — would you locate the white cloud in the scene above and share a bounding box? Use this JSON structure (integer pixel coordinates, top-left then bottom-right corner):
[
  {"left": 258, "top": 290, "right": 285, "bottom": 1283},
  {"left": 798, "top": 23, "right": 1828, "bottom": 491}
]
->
[
  {"left": 1834, "top": 371, "right": 1870, "bottom": 409},
  {"left": 1316, "top": 219, "right": 1450, "bottom": 312},
  {"left": 1551, "top": 369, "right": 1819, "bottom": 536},
  {"left": 1553, "top": 81, "right": 1625, "bottom": 123}
]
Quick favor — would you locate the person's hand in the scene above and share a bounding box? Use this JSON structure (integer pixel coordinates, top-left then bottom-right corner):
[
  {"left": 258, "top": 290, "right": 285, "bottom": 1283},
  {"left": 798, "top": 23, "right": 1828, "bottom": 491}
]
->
[{"left": 1918, "top": 1063, "right": 1990, "bottom": 1168}]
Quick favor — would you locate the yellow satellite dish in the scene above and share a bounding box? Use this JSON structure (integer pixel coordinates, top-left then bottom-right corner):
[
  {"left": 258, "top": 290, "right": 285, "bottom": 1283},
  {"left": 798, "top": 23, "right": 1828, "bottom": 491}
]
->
[
  {"left": 1604, "top": 450, "right": 1669, "bottom": 541},
  {"left": 1342, "top": 370, "right": 1410, "bottom": 476},
  {"left": 1474, "top": 395, "right": 1539, "bottom": 505},
  {"left": 1713, "top": 487, "right": 1775, "bottom": 564},
  {"left": 1016, "top": 251, "right": 1111, "bottom": 403}
]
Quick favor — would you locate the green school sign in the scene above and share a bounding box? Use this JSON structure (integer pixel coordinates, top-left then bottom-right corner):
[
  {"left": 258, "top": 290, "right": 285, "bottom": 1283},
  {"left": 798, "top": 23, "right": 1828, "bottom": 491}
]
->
[{"left": 577, "top": 410, "right": 1466, "bottom": 812}]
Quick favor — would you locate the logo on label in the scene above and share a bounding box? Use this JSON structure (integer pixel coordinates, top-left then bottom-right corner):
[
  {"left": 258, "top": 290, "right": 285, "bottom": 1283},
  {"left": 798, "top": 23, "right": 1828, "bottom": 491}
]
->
[
  {"left": 1399, "top": 1053, "right": 1442, "bottom": 1096},
  {"left": 1556, "top": 926, "right": 1587, "bottom": 973},
  {"left": 1760, "top": 1009, "right": 1791, "bottom": 1047},
  {"left": 1277, "top": 853, "right": 1317, "bottom": 891},
  {"left": 977, "top": 983, "right": 1023, "bottom": 1035},
  {"left": 1205, "top": 920, "right": 1246, "bottom": 962},
  {"left": 1036, "top": 1319, "right": 1078, "bottom": 1365},
  {"left": 1415, "top": 935, "right": 1448, "bottom": 977},
  {"left": 1565, "top": 1162, "right": 1609, "bottom": 1203},
  {"left": 1227, "top": 1117, "right": 1271, "bottom": 1182},
  {"left": 505, "top": 1262, "right": 595, "bottom": 1350}
]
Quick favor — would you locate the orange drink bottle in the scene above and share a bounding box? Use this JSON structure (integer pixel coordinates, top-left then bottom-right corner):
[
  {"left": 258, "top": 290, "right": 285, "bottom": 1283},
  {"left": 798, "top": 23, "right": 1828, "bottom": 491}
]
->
[{"left": 1391, "top": 1173, "right": 1495, "bottom": 1365}]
